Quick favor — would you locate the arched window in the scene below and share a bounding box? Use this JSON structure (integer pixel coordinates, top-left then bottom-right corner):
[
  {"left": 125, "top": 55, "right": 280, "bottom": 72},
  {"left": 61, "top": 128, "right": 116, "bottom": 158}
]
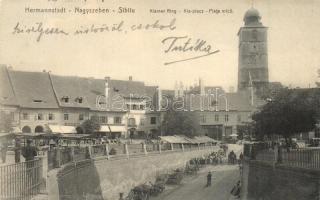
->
[
  {"left": 22, "top": 126, "right": 31, "bottom": 133},
  {"left": 35, "top": 126, "right": 44, "bottom": 133}
]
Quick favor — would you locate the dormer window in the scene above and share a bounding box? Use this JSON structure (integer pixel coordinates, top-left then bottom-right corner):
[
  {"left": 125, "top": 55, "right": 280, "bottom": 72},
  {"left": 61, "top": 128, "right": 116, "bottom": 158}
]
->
[
  {"left": 75, "top": 97, "right": 83, "bottom": 104},
  {"left": 61, "top": 96, "right": 69, "bottom": 103}
]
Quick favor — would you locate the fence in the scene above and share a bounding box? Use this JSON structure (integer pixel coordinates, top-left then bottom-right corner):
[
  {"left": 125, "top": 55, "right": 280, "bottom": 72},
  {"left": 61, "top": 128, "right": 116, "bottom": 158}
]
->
[
  {"left": 47, "top": 142, "right": 216, "bottom": 171},
  {"left": 248, "top": 143, "right": 320, "bottom": 169},
  {"left": 0, "top": 159, "right": 43, "bottom": 200}
]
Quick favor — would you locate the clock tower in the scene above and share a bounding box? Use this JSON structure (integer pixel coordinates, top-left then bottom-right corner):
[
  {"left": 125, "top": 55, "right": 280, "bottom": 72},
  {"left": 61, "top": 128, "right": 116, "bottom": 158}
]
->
[{"left": 238, "top": 8, "right": 269, "bottom": 91}]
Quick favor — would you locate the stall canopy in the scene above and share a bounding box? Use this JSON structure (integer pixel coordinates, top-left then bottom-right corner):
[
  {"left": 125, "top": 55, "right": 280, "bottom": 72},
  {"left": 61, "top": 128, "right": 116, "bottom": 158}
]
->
[
  {"left": 48, "top": 125, "right": 76, "bottom": 134},
  {"left": 99, "top": 125, "right": 126, "bottom": 132},
  {"left": 160, "top": 135, "right": 218, "bottom": 144},
  {"left": 194, "top": 136, "right": 218, "bottom": 144},
  {"left": 230, "top": 133, "right": 238, "bottom": 138},
  {"left": 0, "top": 132, "right": 14, "bottom": 138},
  {"left": 159, "top": 135, "right": 191, "bottom": 144}
]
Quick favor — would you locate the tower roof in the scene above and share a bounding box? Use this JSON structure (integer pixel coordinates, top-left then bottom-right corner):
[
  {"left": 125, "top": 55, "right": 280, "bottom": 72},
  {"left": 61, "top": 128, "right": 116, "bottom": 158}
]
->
[{"left": 243, "top": 8, "right": 262, "bottom": 26}]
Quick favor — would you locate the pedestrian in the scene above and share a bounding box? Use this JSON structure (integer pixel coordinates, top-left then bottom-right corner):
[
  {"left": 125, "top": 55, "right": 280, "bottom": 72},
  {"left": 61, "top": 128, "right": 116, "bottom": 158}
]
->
[
  {"left": 230, "top": 181, "right": 241, "bottom": 198},
  {"left": 15, "top": 138, "right": 21, "bottom": 163},
  {"left": 239, "top": 152, "right": 244, "bottom": 163},
  {"left": 22, "top": 139, "right": 38, "bottom": 162},
  {"left": 206, "top": 171, "right": 212, "bottom": 187},
  {"left": 0, "top": 140, "right": 8, "bottom": 163}
]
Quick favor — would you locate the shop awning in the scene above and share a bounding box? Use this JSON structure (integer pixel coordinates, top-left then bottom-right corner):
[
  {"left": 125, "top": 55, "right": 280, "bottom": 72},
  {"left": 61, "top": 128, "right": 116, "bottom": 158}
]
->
[
  {"left": 99, "top": 125, "right": 126, "bottom": 132},
  {"left": 59, "top": 134, "right": 90, "bottom": 139},
  {"left": 48, "top": 125, "right": 76, "bottom": 134}
]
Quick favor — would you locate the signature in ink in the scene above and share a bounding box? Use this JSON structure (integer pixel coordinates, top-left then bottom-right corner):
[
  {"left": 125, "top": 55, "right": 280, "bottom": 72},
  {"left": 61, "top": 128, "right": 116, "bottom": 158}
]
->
[{"left": 162, "top": 36, "right": 220, "bottom": 65}]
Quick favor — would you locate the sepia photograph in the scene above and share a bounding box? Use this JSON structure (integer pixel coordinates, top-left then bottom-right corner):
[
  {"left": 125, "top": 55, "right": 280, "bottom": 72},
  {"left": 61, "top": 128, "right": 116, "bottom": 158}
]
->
[{"left": 0, "top": 0, "right": 320, "bottom": 199}]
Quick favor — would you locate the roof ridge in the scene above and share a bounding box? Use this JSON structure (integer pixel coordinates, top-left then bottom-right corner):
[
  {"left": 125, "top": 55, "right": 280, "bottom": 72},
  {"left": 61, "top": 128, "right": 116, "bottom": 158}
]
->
[{"left": 6, "top": 67, "right": 19, "bottom": 106}]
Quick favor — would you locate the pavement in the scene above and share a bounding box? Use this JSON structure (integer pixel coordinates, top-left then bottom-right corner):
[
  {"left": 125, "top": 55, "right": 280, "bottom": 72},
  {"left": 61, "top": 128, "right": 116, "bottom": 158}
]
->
[
  {"left": 150, "top": 164, "right": 241, "bottom": 200},
  {"left": 150, "top": 144, "right": 243, "bottom": 200}
]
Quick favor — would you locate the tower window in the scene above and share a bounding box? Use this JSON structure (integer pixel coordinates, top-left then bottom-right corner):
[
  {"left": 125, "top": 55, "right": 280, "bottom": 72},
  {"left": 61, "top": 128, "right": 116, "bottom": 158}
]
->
[{"left": 252, "top": 30, "right": 258, "bottom": 40}]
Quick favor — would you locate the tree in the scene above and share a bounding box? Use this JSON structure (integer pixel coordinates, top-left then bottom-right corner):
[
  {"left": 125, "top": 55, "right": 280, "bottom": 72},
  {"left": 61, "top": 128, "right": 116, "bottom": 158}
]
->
[
  {"left": 80, "top": 116, "right": 101, "bottom": 134},
  {"left": 252, "top": 88, "right": 320, "bottom": 145},
  {"left": 0, "top": 112, "right": 13, "bottom": 133},
  {"left": 161, "top": 109, "right": 201, "bottom": 137}
]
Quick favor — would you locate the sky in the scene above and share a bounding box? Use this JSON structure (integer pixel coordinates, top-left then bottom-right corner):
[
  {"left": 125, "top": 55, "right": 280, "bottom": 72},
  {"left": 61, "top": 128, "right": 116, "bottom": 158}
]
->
[{"left": 0, "top": 0, "right": 320, "bottom": 90}]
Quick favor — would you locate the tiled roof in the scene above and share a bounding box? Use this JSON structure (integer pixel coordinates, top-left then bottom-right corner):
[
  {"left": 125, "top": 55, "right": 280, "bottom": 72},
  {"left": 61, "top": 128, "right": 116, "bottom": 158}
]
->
[
  {"left": 0, "top": 65, "right": 18, "bottom": 106},
  {"left": 184, "top": 91, "right": 254, "bottom": 111},
  {"left": 50, "top": 75, "right": 90, "bottom": 108},
  {"left": 7, "top": 69, "right": 59, "bottom": 108},
  {"left": 1, "top": 67, "right": 158, "bottom": 110},
  {"left": 0, "top": 66, "right": 261, "bottom": 113}
]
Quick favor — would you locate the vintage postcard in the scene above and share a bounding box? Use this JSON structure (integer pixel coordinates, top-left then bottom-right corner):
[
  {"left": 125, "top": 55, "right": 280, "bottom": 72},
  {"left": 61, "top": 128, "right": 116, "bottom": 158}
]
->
[{"left": 0, "top": 0, "right": 319, "bottom": 200}]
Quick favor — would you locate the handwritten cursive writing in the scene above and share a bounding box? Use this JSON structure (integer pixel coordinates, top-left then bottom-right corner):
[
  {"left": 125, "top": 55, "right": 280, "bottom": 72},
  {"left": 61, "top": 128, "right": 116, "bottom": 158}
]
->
[
  {"left": 11, "top": 19, "right": 177, "bottom": 42},
  {"left": 12, "top": 22, "right": 69, "bottom": 42},
  {"left": 162, "top": 36, "right": 220, "bottom": 65}
]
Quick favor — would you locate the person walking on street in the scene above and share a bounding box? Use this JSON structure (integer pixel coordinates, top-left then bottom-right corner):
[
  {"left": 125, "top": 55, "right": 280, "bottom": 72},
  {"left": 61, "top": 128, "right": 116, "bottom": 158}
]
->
[
  {"left": 239, "top": 152, "right": 244, "bottom": 164},
  {"left": 206, "top": 171, "right": 212, "bottom": 187}
]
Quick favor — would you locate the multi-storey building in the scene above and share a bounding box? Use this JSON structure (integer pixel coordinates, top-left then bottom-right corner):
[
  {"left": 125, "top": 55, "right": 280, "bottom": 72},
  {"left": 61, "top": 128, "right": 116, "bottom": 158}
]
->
[{"left": 0, "top": 65, "right": 161, "bottom": 138}]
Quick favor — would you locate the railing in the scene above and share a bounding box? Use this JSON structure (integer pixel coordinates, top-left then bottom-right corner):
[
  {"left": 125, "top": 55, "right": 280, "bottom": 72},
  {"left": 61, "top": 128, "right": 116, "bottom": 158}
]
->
[
  {"left": 0, "top": 159, "right": 43, "bottom": 200},
  {"left": 47, "top": 143, "right": 216, "bottom": 171},
  {"left": 250, "top": 143, "right": 320, "bottom": 169},
  {"left": 281, "top": 149, "right": 320, "bottom": 168}
]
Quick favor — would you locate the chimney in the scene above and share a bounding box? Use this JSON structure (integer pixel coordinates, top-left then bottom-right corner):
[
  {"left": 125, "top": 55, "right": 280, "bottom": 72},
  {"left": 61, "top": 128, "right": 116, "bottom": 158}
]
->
[
  {"left": 104, "top": 76, "right": 110, "bottom": 110},
  {"left": 129, "top": 76, "right": 133, "bottom": 81}
]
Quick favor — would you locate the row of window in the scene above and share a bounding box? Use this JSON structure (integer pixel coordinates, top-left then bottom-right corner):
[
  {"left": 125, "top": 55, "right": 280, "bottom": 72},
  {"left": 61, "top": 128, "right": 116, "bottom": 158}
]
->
[
  {"left": 89, "top": 116, "right": 122, "bottom": 124},
  {"left": 22, "top": 113, "right": 123, "bottom": 124},
  {"left": 200, "top": 114, "right": 243, "bottom": 123},
  {"left": 23, "top": 113, "right": 56, "bottom": 121},
  {"left": 128, "top": 117, "right": 157, "bottom": 126},
  {"left": 126, "top": 104, "right": 145, "bottom": 110}
]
